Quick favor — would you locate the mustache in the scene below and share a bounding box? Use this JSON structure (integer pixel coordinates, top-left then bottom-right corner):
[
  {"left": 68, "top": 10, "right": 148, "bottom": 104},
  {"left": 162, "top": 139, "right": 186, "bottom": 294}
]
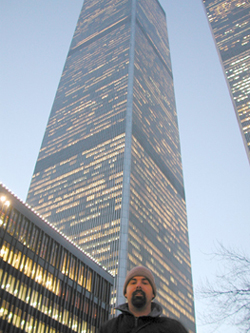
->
[{"left": 132, "top": 289, "right": 146, "bottom": 297}]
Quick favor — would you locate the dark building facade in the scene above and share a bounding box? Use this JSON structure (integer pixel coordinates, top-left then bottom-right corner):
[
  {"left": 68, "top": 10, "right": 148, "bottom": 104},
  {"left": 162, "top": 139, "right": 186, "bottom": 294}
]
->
[
  {"left": 0, "top": 184, "right": 113, "bottom": 333},
  {"left": 203, "top": 0, "right": 250, "bottom": 162},
  {"left": 27, "top": 0, "right": 196, "bottom": 331}
]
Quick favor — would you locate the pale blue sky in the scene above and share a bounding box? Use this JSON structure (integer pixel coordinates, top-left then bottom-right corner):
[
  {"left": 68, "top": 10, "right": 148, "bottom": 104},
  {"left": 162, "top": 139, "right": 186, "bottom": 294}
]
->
[{"left": 1, "top": 1, "right": 250, "bottom": 332}]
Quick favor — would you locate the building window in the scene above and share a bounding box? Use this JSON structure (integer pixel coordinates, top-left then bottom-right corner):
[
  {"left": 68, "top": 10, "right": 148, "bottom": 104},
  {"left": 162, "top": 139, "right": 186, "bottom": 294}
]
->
[
  {"left": 39, "top": 234, "right": 49, "bottom": 260},
  {"left": 86, "top": 269, "right": 92, "bottom": 292},
  {"left": 6, "top": 209, "right": 18, "bottom": 236},
  {"left": 30, "top": 225, "right": 39, "bottom": 252}
]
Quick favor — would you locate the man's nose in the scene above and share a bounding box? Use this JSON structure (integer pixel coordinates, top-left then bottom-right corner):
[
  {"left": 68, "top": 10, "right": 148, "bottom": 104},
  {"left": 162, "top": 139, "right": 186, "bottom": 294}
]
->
[{"left": 136, "top": 282, "right": 143, "bottom": 288}]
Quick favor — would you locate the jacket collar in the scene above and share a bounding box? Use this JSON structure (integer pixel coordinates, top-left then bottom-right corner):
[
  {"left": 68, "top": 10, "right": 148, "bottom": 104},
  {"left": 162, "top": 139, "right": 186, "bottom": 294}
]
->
[{"left": 116, "top": 302, "right": 163, "bottom": 318}]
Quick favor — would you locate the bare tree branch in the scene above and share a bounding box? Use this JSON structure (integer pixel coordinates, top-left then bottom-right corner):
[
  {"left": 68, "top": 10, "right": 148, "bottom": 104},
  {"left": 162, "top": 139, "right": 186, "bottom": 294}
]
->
[{"left": 197, "top": 243, "right": 250, "bottom": 332}]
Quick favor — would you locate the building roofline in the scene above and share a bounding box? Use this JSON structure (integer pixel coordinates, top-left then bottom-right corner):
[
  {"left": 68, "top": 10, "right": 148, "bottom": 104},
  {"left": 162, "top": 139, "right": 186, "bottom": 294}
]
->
[{"left": 0, "top": 182, "right": 114, "bottom": 283}]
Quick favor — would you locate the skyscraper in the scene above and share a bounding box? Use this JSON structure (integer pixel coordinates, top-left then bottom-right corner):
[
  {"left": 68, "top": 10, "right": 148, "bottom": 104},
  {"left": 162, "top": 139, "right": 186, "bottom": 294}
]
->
[
  {"left": 27, "top": 0, "right": 195, "bottom": 331},
  {"left": 202, "top": 0, "right": 250, "bottom": 162}
]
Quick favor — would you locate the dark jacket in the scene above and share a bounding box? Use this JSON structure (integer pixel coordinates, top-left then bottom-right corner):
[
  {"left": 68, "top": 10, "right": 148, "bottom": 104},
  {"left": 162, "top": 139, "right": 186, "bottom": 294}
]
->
[{"left": 99, "top": 302, "right": 188, "bottom": 333}]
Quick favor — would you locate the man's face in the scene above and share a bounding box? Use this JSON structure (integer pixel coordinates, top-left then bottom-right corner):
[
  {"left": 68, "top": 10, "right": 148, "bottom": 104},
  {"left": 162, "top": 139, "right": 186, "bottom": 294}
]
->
[{"left": 125, "top": 276, "right": 154, "bottom": 309}]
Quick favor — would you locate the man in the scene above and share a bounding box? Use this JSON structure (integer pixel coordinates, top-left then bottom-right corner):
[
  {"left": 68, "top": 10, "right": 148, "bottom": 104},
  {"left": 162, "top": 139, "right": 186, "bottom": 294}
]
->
[{"left": 99, "top": 266, "right": 188, "bottom": 333}]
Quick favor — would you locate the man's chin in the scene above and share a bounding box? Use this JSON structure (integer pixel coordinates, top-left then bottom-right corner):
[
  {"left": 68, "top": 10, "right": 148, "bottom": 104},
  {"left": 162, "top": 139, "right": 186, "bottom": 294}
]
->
[{"left": 132, "top": 296, "right": 146, "bottom": 308}]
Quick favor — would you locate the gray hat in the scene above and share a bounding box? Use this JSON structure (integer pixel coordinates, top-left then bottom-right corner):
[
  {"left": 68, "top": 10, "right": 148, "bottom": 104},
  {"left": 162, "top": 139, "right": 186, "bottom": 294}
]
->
[{"left": 123, "top": 266, "right": 157, "bottom": 297}]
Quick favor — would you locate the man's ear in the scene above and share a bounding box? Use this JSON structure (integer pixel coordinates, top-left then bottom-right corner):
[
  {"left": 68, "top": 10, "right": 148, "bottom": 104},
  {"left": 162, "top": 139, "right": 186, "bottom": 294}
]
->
[
  {"left": 152, "top": 293, "right": 155, "bottom": 300},
  {"left": 124, "top": 293, "right": 127, "bottom": 298}
]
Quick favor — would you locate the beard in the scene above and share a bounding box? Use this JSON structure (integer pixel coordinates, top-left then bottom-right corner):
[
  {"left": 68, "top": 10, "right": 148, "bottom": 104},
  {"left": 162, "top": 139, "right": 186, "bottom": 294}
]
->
[{"left": 131, "top": 289, "right": 147, "bottom": 308}]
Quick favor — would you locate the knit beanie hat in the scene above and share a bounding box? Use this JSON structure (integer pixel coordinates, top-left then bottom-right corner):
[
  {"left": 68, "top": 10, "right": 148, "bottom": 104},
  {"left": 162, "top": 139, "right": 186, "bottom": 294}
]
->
[{"left": 123, "top": 266, "right": 157, "bottom": 297}]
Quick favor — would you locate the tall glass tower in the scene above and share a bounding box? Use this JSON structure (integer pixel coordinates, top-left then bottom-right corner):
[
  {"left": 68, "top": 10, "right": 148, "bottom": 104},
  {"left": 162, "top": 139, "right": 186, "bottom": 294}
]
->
[
  {"left": 27, "top": 0, "right": 196, "bottom": 331},
  {"left": 203, "top": 0, "right": 250, "bottom": 162}
]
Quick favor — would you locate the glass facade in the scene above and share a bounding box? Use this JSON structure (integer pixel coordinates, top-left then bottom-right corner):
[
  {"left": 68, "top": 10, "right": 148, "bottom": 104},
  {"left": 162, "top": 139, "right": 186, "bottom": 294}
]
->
[
  {"left": 0, "top": 184, "right": 113, "bottom": 333},
  {"left": 27, "top": 0, "right": 196, "bottom": 331},
  {"left": 203, "top": 0, "right": 250, "bottom": 162}
]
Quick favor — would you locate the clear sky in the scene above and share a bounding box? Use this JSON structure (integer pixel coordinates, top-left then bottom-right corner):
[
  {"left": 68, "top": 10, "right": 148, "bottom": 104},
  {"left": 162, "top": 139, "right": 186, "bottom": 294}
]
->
[{"left": 1, "top": 1, "right": 249, "bottom": 332}]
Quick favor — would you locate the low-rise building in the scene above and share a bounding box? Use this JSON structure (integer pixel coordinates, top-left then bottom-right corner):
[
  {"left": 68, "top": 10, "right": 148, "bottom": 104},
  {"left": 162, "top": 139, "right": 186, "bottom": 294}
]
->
[{"left": 0, "top": 183, "right": 113, "bottom": 333}]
